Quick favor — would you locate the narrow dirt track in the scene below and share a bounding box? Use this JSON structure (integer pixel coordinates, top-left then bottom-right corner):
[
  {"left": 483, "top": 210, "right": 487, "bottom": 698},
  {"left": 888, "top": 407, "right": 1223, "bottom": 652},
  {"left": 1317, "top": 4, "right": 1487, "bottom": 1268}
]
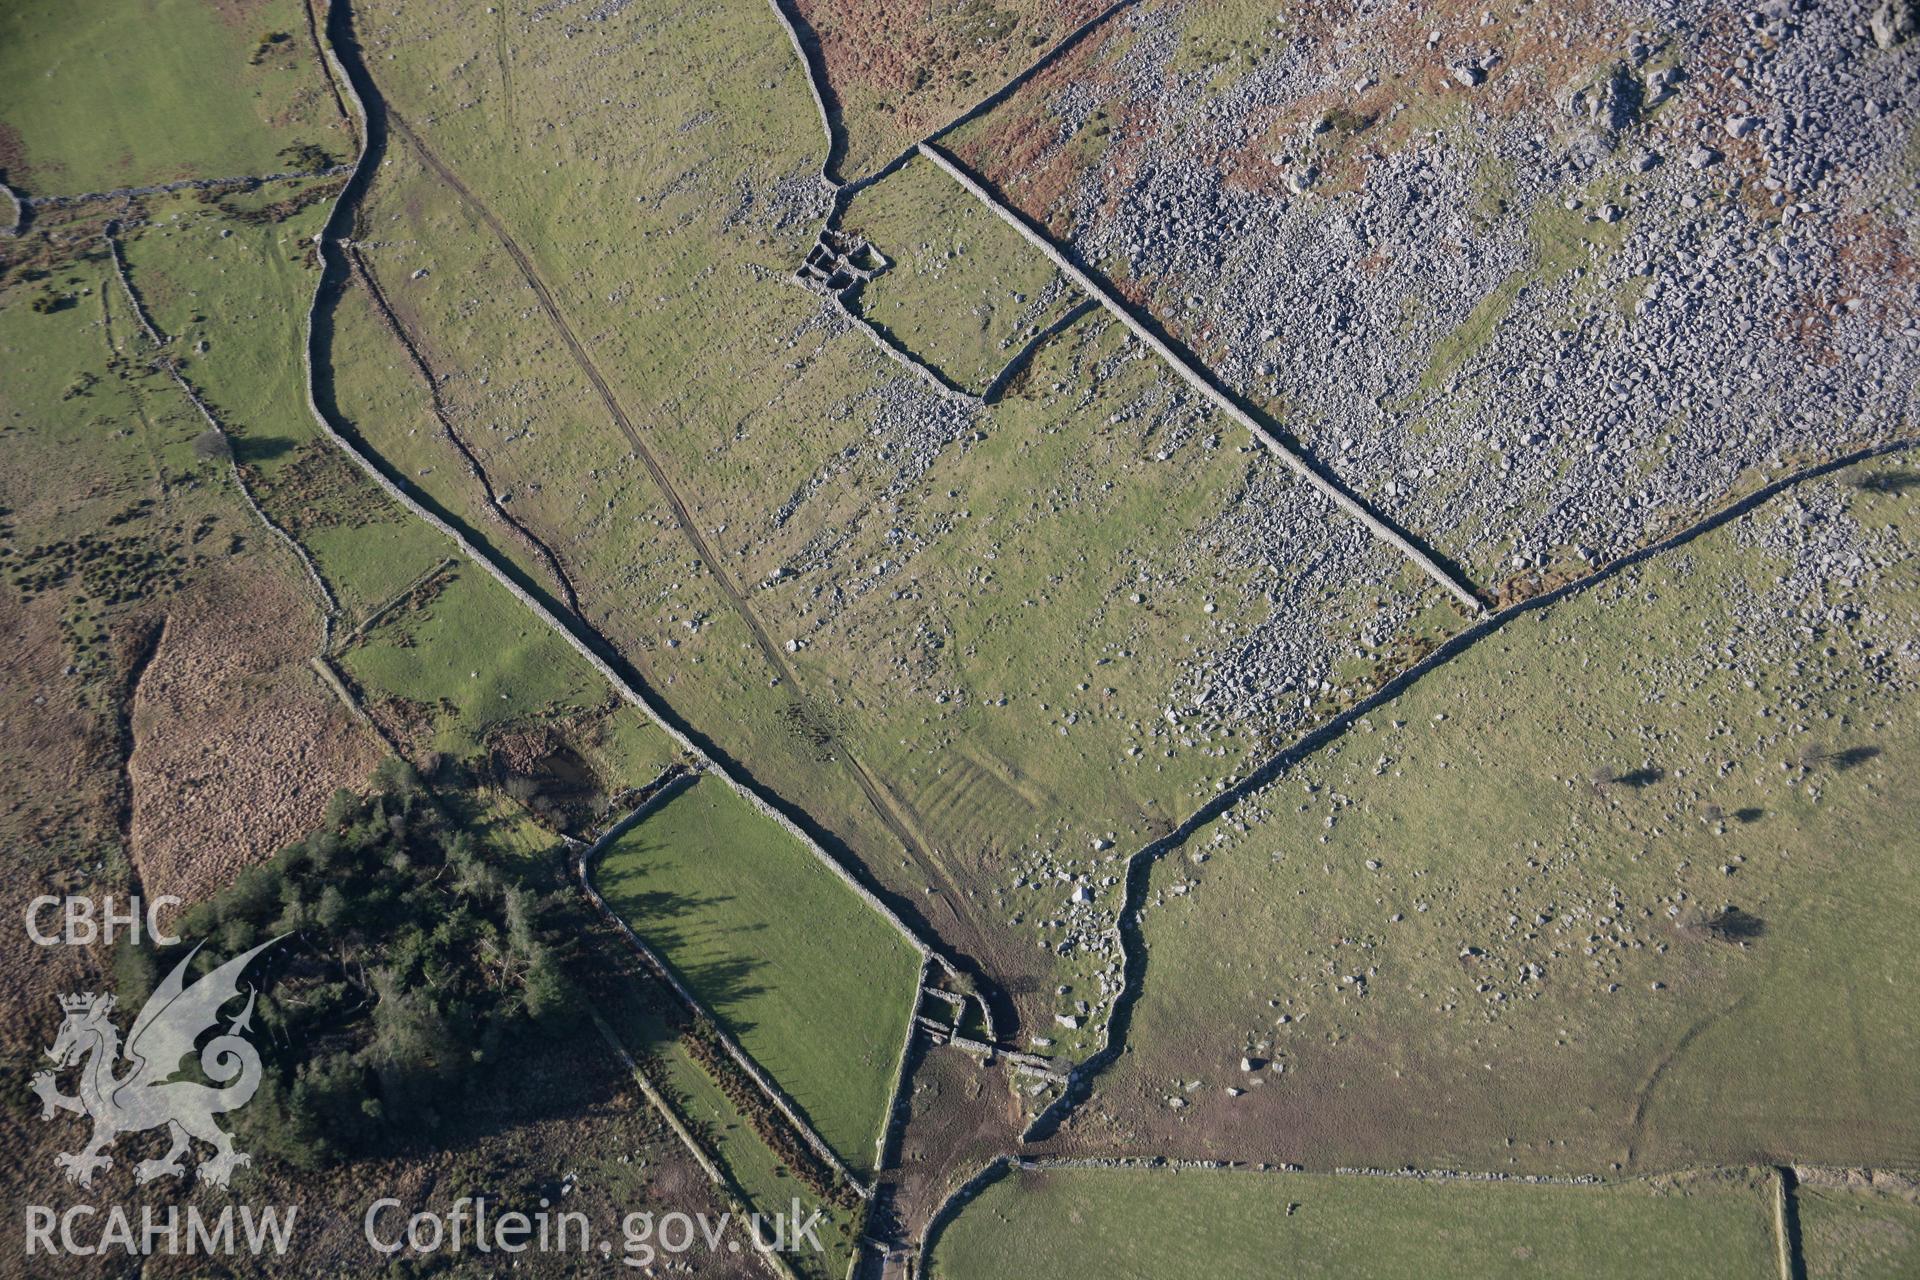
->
[{"left": 382, "top": 107, "right": 989, "bottom": 1008}]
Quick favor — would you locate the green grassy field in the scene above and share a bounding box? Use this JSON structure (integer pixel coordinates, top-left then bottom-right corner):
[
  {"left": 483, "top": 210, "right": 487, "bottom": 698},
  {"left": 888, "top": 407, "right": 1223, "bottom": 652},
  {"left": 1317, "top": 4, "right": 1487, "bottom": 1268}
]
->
[
  {"left": 594, "top": 958, "right": 862, "bottom": 1280},
  {"left": 595, "top": 775, "right": 923, "bottom": 1172},
  {"left": 339, "top": 563, "right": 608, "bottom": 754},
  {"left": 0, "top": 0, "right": 794, "bottom": 1253},
  {"left": 1078, "top": 448, "right": 1920, "bottom": 1174},
  {"left": 113, "top": 190, "right": 453, "bottom": 615},
  {"left": 109, "top": 190, "right": 680, "bottom": 789},
  {"left": 317, "top": 0, "right": 1469, "bottom": 1058},
  {"left": 1798, "top": 1180, "right": 1920, "bottom": 1280},
  {"left": 931, "top": 1165, "right": 1778, "bottom": 1279},
  {"left": 0, "top": 0, "right": 343, "bottom": 194},
  {"left": 842, "top": 154, "right": 1077, "bottom": 394}
]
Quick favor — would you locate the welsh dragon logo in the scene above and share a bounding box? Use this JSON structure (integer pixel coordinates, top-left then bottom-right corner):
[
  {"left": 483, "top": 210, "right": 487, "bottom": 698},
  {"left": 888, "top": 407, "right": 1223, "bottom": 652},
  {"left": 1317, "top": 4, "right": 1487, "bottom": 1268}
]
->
[{"left": 32, "top": 939, "right": 278, "bottom": 1188}]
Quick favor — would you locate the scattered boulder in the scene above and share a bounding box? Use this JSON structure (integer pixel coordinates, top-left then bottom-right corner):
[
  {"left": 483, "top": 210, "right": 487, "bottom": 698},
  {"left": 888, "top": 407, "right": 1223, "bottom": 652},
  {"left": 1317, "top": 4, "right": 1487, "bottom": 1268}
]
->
[
  {"left": 1871, "top": 0, "right": 1918, "bottom": 47},
  {"left": 1571, "top": 62, "right": 1644, "bottom": 130}
]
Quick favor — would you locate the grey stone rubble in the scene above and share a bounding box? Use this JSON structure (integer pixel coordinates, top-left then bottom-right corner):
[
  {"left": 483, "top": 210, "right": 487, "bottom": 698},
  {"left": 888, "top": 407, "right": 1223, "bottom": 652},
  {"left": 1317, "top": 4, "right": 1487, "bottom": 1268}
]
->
[
  {"left": 768, "top": 349, "right": 982, "bottom": 594},
  {"left": 762, "top": 327, "right": 1440, "bottom": 1046},
  {"left": 794, "top": 227, "right": 985, "bottom": 404},
  {"left": 919, "top": 139, "right": 1488, "bottom": 614},
  {"left": 1002, "top": 0, "right": 1918, "bottom": 582}
]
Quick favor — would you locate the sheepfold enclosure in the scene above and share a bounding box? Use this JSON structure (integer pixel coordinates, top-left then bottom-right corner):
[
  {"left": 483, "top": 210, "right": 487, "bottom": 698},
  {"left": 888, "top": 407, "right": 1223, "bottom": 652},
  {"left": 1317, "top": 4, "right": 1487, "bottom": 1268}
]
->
[{"left": 593, "top": 774, "right": 923, "bottom": 1174}]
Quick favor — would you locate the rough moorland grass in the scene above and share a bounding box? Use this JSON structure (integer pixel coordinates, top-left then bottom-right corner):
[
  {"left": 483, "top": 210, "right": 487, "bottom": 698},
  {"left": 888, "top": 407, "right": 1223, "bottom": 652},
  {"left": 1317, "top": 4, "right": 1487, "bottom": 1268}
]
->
[
  {"left": 842, "top": 153, "right": 1075, "bottom": 393},
  {"left": 0, "top": 236, "right": 188, "bottom": 510},
  {"left": 334, "top": 0, "right": 1460, "bottom": 1054},
  {"left": 595, "top": 775, "right": 922, "bottom": 1173},
  {"left": 597, "top": 984, "right": 859, "bottom": 1280},
  {"left": 1089, "top": 450, "right": 1920, "bottom": 1174},
  {"left": 931, "top": 1165, "right": 1777, "bottom": 1279},
  {"left": 1797, "top": 1181, "right": 1920, "bottom": 1280},
  {"left": 118, "top": 195, "right": 676, "bottom": 784},
  {"left": 341, "top": 563, "right": 608, "bottom": 756},
  {"left": 792, "top": 0, "right": 1115, "bottom": 180},
  {"left": 0, "top": 0, "right": 341, "bottom": 194}
]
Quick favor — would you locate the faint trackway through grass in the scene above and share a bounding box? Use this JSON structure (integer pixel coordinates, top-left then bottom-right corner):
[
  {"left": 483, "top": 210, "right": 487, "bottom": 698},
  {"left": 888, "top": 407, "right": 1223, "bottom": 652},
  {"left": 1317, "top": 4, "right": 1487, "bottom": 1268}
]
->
[
  {"left": 308, "top": 1, "right": 936, "bottom": 1206},
  {"left": 308, "top": 0, "right": 997, "bottom": 1042},
  {"left": 372, "top": 99, "right": 1005, "bottom": 1030},
  {"left": 287, "top": 7, "right": 1915, "bottom": 1274}
]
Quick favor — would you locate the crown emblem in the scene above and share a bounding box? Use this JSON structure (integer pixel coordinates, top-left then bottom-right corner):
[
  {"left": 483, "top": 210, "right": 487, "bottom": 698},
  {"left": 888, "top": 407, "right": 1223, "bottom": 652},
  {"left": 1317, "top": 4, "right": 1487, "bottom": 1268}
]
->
[{"left": 59, "top": 992, "right": 98, "bottom": 1012}]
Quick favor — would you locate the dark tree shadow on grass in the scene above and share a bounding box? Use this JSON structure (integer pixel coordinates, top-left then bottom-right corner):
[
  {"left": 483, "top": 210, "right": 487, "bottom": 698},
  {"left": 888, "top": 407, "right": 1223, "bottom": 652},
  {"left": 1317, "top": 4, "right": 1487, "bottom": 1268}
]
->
[
  {"left": 231, "top": 433, "right": 297, "bottom": 464},
  {"left": 1826, "top": 745, "right": 1882, "bottom": 771},
  {"left": 596, "top": 847, "right": 771, "bottom": 1034},
  {"left": 1857, "top": 470, "right": 1920, "bottom": 496}
]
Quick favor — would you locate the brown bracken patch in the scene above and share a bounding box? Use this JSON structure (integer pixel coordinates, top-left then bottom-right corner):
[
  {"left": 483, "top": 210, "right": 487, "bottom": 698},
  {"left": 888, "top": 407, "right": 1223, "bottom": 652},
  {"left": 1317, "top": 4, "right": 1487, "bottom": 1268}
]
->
[{"left": 126, "top": 557, "right": 380, "bottom": 903}]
